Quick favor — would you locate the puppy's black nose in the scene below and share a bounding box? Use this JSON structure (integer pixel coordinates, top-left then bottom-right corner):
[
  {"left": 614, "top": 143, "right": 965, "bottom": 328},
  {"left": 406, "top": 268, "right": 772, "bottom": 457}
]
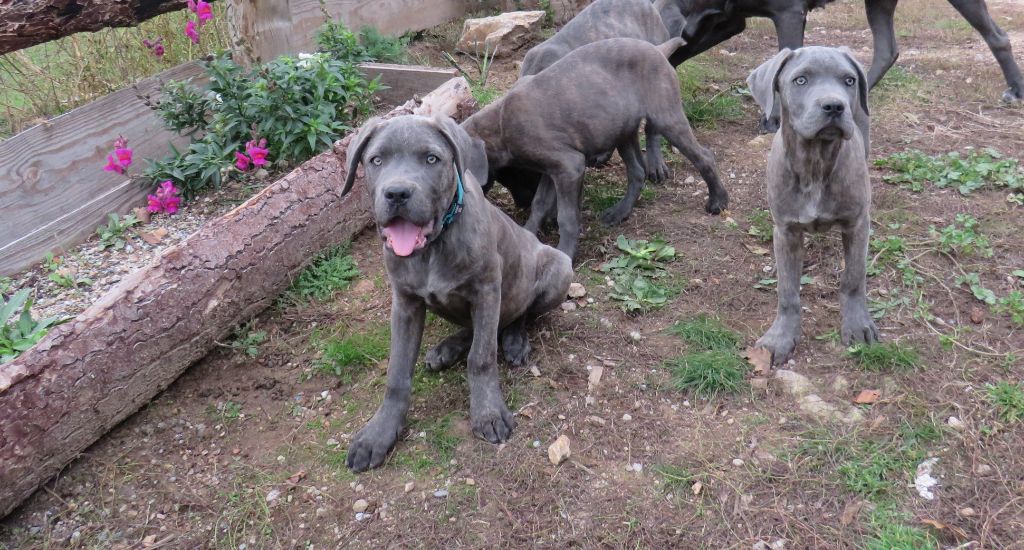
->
[
  {"left": 822, "top": 101, "right": 845, "bottom": 115},
  {"left": 384, "top": 186, "right": 412, "bottom": 204}
]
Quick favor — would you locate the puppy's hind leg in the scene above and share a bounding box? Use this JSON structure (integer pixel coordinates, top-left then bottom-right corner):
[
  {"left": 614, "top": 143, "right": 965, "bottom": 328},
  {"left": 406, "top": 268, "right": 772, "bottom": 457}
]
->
[
  {"left": 524, "top": 175, "right": 556, "bottom": 234},
  {"left": 644, "top": 124, "right": 670, "bottom": 184},
  {"left": 503, "top": 247, "right": 573, "bottom": 366},
  {"left": 425, "top": 328, "right": 473, "bottom": 371},
  {"left": 655, "top": 114, "right": 729, "bottom": 214},
  {"left": 601, "top": 134, "right": 647, "bottom": 226},
  {"left": 839, "top": 218, "right": 879, "bottom": 345}
]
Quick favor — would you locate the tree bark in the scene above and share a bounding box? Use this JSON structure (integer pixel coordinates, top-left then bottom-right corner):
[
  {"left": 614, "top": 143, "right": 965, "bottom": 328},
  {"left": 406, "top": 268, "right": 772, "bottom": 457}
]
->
[
  {"left": 0, "top": 77, "right": 477, "bottom": 520},
  {"left": 0, "top": 0, "right": 193, "bottom": 55}
]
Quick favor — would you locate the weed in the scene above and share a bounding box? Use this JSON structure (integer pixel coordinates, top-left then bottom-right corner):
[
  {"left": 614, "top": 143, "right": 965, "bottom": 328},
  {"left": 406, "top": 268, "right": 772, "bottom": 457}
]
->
[
  {"left": 753, "top": 274, "right": 813, "bottom": 290},
  {"left": 838, "top": 441, "right": 909, "bottom": 497},
  {"left": 43, "top": 253, "right": 92, "bottom": 288},
  {"left": 932, "top": 214, "right": 993, "bottom": 257},
  {"left": 747, "top": 208, "right": 773, "bottom": 243},
  {"left": 538, "top": 0, "right": 555, "bottom": 26},
  {"left": 286, "top": 246, "right": 359, "bottom": 302},
  {"left": 443, "top": 44, "right": 497, "bottom": 103},
  {"left": 652, "top": 464, "right": 696, "bottom": 494},
  {"left": 986, "top": 381, "right": 1024, "bottom": 423},
  {"left": 424, "top": 414, "right": 460, "bottom": 464},
  {"left": 315, "top": 20, "right": 409, "bottom": 64},
  {"left": 668, "top": 315, "right": 741, "bottom": 351},
  {"left": 666, "top": 350, "right": 747, "bottom": 399},
  {"left": 815, "top": 328, "right": 842, "bottom": 345},
  {"left": 95, "top": 213, "right": 140, "bottom": 250},
  {"left": 677, "top": 62, "right": 744, "bottom": 128},
  {"left": 875, "top": 148, "right": 1023, "bottom": 199},
  {"left": 584, "top": 172, "right": 655, "bottom": 212},
  {"left": 315, "top": 325, "right": 389, "bottom": 381},
  {"left": 869, "top": 289, "right": 911, "bottom": 319},
  {"left": 848, "top": 342, "right": 920, "bottom": 372},
  {"left": 228, "top": 321, "right": 267, "bottom": 358},
  {"left": 602, "top": 235, "right": 678, "bottom": 313},
  {"left": 1, "top": 288, "right": 64, "bottom": 364},
  {"left": 863, "top": 506, "right": 937, "bottom": 550},
  {"left": 208, "top": 400, "right": 243, "bottom": 423},
  {"left": 955, "top": 272, "right": 996, "bottom": 305},
  {"left": 0, "top": 277, "right": 11, "bottom": 294},
  {"left": 996, "top": 290, "right": 1024, "bottom": 326}
]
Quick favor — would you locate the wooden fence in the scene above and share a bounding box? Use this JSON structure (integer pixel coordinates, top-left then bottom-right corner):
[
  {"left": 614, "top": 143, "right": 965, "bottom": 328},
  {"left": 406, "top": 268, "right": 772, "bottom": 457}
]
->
[{"left": 0, "top": 0, "right": 491, "bottom": 277}]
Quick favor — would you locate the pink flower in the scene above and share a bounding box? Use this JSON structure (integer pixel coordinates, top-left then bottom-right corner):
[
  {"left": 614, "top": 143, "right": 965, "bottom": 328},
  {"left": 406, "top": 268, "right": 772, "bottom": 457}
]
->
[
  {"left": 104, "top": 154, "right": 126, "bottom": 175},
  {"left": 245, "top": 139, "right": 269, "bottom": 167},
  {"left": 114, "top": 147, "right": 132, "bottom": 169},
  {"left": 147, "top": 181, "right": 182, "bottom": 215},
  {"left": 235, "top": 151, "right": 251, "bottom": 171},
  {"left": 102, "top": 137, "right": 132, "bottom": 175},
  {"left": 195, "top": 1, "right": 213, "bottom": 23},
  {"left": 143, "top": 37, "right": 165, "bottom": 58},
  {"left": 187, "top": 0, "right": 197, "bottom": 12},
  {"left": 152, "top": 42, "right": 165, "bottom": 57},
  {"left": 185, "top": 20, "right": 200, "bottom": 44}
]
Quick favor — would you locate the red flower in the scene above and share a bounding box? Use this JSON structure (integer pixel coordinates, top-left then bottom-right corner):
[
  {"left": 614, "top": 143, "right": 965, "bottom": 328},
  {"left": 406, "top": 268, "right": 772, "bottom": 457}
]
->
[
  {"left": 235, "top": 151, "right": 251, "bottom": 171},
  {"left": 245, "top": 139, "right": 269, "bottom": 167}
]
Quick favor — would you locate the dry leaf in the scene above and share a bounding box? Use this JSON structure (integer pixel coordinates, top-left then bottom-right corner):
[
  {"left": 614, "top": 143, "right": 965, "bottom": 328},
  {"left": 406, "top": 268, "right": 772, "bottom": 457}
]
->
[
  {"left": 588, "top": 365, "right": 604, "bottom": 390},
  {"left": 132, "top": 207, "right": 152, "bottom": 224},
  {"left": 853, "top": 389, "right": 881, "bottom": 404},
  {"left": 137, "top": 227, "right": 168, "bottom": 245},
  {"left": 286, "top": 470, "right": 306, "bottom": 485},
  {"left": 745, "top": 347, "right": 772, "bottom": 375},
  {"left": 921, "top": 518, "right": 968, "bottom": 540},
  {"left": 840, "top": 500, "right": 866, "bottom": 526},
  {"left": 548, "top": 435, "right": 571, "bottom": 465},
  {"left": 744, "top": 243, "right": 770, "bottom": 256},
  {"left": 691, "top": 481, "right": 703, "bottom": 495}
]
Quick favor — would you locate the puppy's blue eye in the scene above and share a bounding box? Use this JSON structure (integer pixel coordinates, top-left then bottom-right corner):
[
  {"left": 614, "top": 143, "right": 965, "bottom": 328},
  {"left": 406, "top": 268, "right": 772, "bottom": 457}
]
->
[
  {"left": 426, "top": 154, "right": 438, "bottom": 165},
  {"left": 844, "top": 76, "right": 856, "bottom": 87},
  {"left": 794, "top": 76, "right": 807, "bottom": 86},
  {"left": 370, "top": 156, "right": 382, "bottom": 166}
]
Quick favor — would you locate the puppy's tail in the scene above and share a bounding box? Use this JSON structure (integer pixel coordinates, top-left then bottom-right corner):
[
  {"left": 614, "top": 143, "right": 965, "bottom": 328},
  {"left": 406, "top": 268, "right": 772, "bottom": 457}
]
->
[{"left": 656, "top": 37, "right": 687, "bottom": 60}]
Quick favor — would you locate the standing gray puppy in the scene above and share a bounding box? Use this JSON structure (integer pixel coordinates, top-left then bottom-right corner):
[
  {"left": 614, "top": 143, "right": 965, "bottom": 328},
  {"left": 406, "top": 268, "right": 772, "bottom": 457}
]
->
[
  {"left": 340, "top": 115, "right": 572, "bottom": 471},
  {"left": 747, "top": 47, "right": 879, "bottom": 366},
  {"left": 464, "top": 37, "right": 728, "bottom": 260}
]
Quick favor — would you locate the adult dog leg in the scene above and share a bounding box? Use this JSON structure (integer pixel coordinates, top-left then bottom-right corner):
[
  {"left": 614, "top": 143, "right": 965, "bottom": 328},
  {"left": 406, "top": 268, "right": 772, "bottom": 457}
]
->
[
  {"left": 468, "top": 284, "right": 516, "bottom": 443},
  {"left": 948, "top": 0, "right": 1024, "bottom": 102},
  {"left": 864, "top": 0, "right": 900, "bottom": 89},
  {"left": 658, "top": 117, "right": 728, "bottom": 214},
  {"left": 347, "top": 292, "right": 425, "bottom": 471},
  {"left": 756, "top": 225, "right": 804, "bottom": 366},
  {"left": 602, "top": 134, "right": 647, "bottom": 226},
  {"left": 839, "top": 218, "right": 880, "bottom": 345}
]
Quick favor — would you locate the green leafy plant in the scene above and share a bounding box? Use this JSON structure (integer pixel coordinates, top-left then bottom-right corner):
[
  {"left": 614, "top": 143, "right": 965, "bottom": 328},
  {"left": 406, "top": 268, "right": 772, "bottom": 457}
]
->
[
  {"left": 442, "top": 45, "right": 498, "bottom": 104},
  {"left": 747, "top": 208, "right": 773, "bottom": 243},
  {"left": 666, "top": 350, "right": 747, "bottom": 399},
  {"left": 996, "top": 290, "right": 1024, "bottom": 326},
  {"left": 848, "top": 342, "right": 920, "bottom": 372},
  {"left": 601, "top": 235, "right": 677, "bottom": 313},
  {"left": 43, "top": 253, "right": 92, "bottom": 288},
  {"left": 228, "top": 321, "right": 267, "bottom": 358},
  {"left": 955, "top": 272, "right": 996, "bottom": 305},
  {"left": 1, "top": 289, "right": 64, "bottom": 363},
  {"left": 0, "top": 277, "right": 11, "bottom": 294},
  {"left": 875, "top": 148, "right": 1023, "bottom": 199},
  {"left": 287, "top": 246, "right": 360, "bottom": 302},
  {"left": 95, "top": 213, "right": 140, "bottom": 250},
  {"left": 986, "top": 381, "right": 1024, "bottom": 423},
  {"left": 314, "top": 20, "right": 409, "bottom": 64},
  {"left": 932, "top": 214, "right": 993, "bottom": 257}
]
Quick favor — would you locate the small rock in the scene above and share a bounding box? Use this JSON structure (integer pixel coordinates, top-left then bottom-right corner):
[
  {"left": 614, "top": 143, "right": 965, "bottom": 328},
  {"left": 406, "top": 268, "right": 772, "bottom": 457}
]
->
[
  {"left": 326, "top": 438, "right": 339, "bottom": 447},
  {"left": 315, "top": 507, "right": 328, "bottom": 518},
  {"left": 599, "top": 318, "right": 613, "bottom": 329},
  {"left": 404, "top": 481, "right": 415, "bottom": 493},
  {"left": 433, "top": 489, "right": 449, "bottom": 498},
  {"left": 691, "top": 481, "right": 702, "bottom": 495},
  {"left": 622, "top": 413, "right": 633, "bottom": 421},
  {"left": 586, "top": 415, "right": 606, "bottom": 426},
  {"left": 352, "top": 499, "right": 369, "bottom": 513},
  {"left": 529, "top": 365, "right": 541, "bottom": 377},
  {"left": 355, "top": 512, "right": 368, "bottom": 521},
  {"left": 266, "top": 489, "right": 281, "bottom": 503},
  {"left": 630, "top": 331, "right": 642, "bottom": 341},
  {"left": 568, "top": 282, "right": 587, "bottom": 298},
  {"left": 970, "top": 306, "right": 985, "bottom": 324},
  {"left": 684, "top": 175, "right": 696, "bottom": 184},
  {"left": 946, "top": 416, "right": 965, "bottom": 430},
  {"left": 588, "top": 365, "right": 604, "bottom": 390},
  {"left": 560, "top": 301, "right": 577, "bottom": 312},
  {"left": 959, "top": 507, "right": 976, "bottom": 517},
  {"left": 548, "top": 435, "right": 571, "bottom": 465},
  {"left": 975, "top": 463, "right": 993, "bottom": 476},
  {"left": 732, "top": 458, "right": 745, "bottom": 467},
  {"left": 465, "top": 478, "right": 475, "bottom": 486},
  {"left": 750, "top": 377, "right": 769, "bottom": 391},
  {"left": 631, "top": 462, "right": 643, "bottom": 472},
  {"left": 457, "top": 11, "right": 545, "bottom": 55}
]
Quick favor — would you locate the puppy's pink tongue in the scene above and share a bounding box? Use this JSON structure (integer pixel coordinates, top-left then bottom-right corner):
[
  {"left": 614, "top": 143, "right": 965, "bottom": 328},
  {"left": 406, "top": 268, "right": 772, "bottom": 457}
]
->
[{"left": 382, "top": 219, "right": 425, "bottom": 257}]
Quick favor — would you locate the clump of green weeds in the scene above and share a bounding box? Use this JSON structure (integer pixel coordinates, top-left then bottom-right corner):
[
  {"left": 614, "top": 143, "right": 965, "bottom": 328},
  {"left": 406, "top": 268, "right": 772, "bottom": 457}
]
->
[
  {"left": 931, "top": 214, "right": 993, "bottom": 257},
  {"left": 747, "top": 208, "right": 773, "bottom": 243},
  {"left": 996, "top": 290, "right": 1024, "bottom": 326},
  {"left": 315, "top": 325, "right": 389, "bottom": 382},
  {"left": 666, "top": 351, "right": 747, "bottom": 399},
  {"left": 286, "top": 246, "right": 359, "bottom": 302},
  {"left": 875, "top": 147, "right": 1023, "bottom": 201},
  {"left": 601, "top": 235, "right": 677, "bottom": 313},
  {"left": 95, "top": 213, "right": 140, "bottom": 251},
  {"left": 677, "top": 62, "right": 744, "bottom": 128},
  {"left": 986, "top": 381, "right": 1024, "bottom": 423},
  {"left": 43, "top": 253, "right": 92, "bottom": 289},
  {"left": 848, "top": 342, "right": 920, "bottom": 372},
  {"left": 668, "top": 315, "right": 741, "bottom": 351},
  {"left": 1, "top": 288, "right": 65, "bottom": 364},
  {"left": 228, "top": 321, "right": 267, "bottom": 358}
]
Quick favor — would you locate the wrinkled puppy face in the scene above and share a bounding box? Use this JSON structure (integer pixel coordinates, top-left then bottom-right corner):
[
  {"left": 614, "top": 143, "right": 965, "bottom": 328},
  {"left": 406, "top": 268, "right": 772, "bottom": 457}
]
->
[
  {"left": 355, "top": 119, "right": 459, "bottom": 257},
  {"left": 777, "top": 48, "right": 862, "bottom": 142}
]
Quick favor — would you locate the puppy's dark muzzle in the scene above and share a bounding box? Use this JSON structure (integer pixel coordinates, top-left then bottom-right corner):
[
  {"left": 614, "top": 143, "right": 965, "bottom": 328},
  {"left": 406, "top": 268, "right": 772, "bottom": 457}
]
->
[{"left": 384, "top": 186, "right": 413, "bottom": 207}]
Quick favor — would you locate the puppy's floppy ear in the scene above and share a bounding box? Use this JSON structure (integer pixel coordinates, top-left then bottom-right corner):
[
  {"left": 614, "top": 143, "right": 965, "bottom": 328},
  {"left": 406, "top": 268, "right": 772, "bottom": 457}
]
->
[
  {"left": 342, "top": 116, "right": 384, "bottom": 196},
  {"left": 746, "top": 48, "right": 794, "bottom": 118},
  {"left": 837, "top": 46, "right": 870, "bottom": 118},
  {"left": 429, "top": 114, "right": 489, "bottom": 187}
]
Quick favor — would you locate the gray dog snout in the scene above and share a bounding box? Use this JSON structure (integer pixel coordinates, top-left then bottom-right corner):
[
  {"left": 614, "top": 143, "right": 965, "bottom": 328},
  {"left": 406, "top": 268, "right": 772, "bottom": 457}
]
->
[
  {"left": 821, "top": 100, "right": 845, "bottom": 115},
  {"left": 383, "top": 185, "right": 413, "bottom": 205}
]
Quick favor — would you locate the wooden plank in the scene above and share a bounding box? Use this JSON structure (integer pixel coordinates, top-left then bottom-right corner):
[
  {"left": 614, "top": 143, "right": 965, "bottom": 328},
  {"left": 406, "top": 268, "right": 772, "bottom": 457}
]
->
[
  {"left": 227, "top": 0, "right": 296, "bottom": 65},
  {"left": 360, "top": 63, "right": 459, "bottom": 104},
  {"left": 0, "top": 61, "right": 207, "bottom": 277}
]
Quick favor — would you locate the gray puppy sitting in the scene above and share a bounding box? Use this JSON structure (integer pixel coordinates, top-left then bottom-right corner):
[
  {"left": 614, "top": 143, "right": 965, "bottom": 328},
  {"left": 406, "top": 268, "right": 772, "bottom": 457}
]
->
[
  {"left": 340, "top": 115, "right": 572, "bottom": 472},
  {"left": 747, "top": 46, "right": 879, "bottom": 366}
]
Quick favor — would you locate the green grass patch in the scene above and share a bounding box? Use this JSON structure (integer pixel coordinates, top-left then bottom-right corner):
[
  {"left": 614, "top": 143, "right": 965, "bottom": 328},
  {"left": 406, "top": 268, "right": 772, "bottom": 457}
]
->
[
  {"left": 286, "top": 245, "right": 359, "bottom": 302},
  {"left": 848, "top": 342, "right": 920, "bottom": 372},
  {"left": 471, "top": 84, "right": 501, "bottom": 105},
  {"left": 583, "top": 172, "right": 655, "bottom": 213},
  {"left": 875, "top": 148, "right": 1023, "bottom": 202},
  {"left": 986, "top": 381, "right": 1024, "bottom": 423},
  {"left": 668, "top": 315, "right": 741, "bottom": 351},
  {"left": 863, "top": 506, "right": 938, "bottom": 550},
  {"left": 677, "top": 62, "right": 744, "bottom": 128},
  {"left": 666, "top": 350, "right": 747, "bottom": 399},
  {"left": 652, "top": 464, "right": 697, "bottom": 494},
  {"left": 315, "top": 325, "right": 389, "bottom": 381}
]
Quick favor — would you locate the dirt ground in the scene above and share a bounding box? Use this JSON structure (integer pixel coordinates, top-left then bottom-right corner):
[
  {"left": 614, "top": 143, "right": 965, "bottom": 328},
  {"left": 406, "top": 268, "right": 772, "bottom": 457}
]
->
[{"left": 3, "top": 0, "right": 1023, "bottom": 548}]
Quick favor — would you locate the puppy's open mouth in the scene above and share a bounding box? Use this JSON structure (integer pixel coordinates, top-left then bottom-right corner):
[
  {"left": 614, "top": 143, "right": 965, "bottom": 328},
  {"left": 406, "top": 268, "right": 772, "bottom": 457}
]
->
[{"left": 381, "top": 218, "right": 433, "bottom": 257}]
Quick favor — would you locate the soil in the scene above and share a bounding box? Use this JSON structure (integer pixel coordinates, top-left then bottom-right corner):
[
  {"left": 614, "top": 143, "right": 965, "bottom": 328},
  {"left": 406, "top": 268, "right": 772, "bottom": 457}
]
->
[{"left": 3, "top": 1, "right": 1023, "bottom": 548}]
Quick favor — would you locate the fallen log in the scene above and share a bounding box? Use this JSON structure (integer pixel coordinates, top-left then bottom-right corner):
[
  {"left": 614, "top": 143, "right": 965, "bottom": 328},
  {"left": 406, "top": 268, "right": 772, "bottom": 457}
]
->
[
  {"left": 0, "top": 0, "right": 189, "bottom": 56},
  {"left": 0, "top": 77, "right": 477, "bottom": 519}
]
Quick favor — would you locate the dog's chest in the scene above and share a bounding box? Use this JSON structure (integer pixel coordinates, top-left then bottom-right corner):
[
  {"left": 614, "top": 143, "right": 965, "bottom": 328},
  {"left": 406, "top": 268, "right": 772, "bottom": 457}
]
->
[{"left": 389, "top": 259, "right": 473, "bottom": 318}]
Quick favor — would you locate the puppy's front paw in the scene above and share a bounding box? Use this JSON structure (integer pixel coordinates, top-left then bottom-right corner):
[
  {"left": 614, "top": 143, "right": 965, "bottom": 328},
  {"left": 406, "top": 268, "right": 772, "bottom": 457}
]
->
[
  {"left": 841, "top": 309, "right": 879, "bottom": 346},
  {"left": 1002, "top": 87, "right": 1023, "bottom": 103},
  {"left": 500, "top": 326, "right": 531, "bottom": 367},
  {"left": 646, "top": 159, "right": 670, "bottom": 184},
  {"left": 756, "top": 319, "right": 801, "bottom": 366},
  {"left": 471, "top": 398, "right": 516, "bottom": 444},
  {"left": 346, "top": 418, "right": 401, "bottom": 472},
  {"left": 705, "top": 192, "right": 728, "bottom": 216},
  {"left": 600, "top": 205, "right": 631, "bottom": 226}
]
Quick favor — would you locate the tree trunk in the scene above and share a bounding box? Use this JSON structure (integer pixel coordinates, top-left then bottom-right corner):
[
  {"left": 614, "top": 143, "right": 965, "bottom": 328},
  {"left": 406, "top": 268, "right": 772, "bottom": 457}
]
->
[
  {"left": 0, "top": 0, "right": 191, "bottom": 55},
  {"left": 0, "top": 77, "right": 477, "bottom": 520}
]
